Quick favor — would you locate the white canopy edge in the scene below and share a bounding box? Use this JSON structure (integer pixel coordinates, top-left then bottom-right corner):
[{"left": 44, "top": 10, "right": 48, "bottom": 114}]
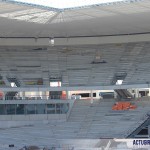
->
[
  {"left": 0, "top": 33, "right": 149, "bottom": 46},
  {"left": 0, "top": 83, "right": 150, "bottom": 91}
]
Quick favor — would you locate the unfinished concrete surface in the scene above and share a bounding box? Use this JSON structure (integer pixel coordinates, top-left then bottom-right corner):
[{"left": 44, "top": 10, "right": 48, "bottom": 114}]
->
[{"left": 0, "top": 98, "right": 149, "bottom": 149}]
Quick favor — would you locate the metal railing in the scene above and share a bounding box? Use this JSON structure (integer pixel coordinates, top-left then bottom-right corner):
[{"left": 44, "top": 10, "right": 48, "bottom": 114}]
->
[
  {"left": 0, "top": 103, "right": 70, "bottom": 115},
  {"left": 123, "top": 112, "right": 149, "bottom": 138},
  {"left": 1, "top": 95, "right": 67, "bottom": 100}
]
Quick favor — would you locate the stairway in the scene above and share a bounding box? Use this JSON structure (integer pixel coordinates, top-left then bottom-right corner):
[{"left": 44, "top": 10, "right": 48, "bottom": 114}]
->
[{"left": 115, "top": 89, "right": 133, "bottom": 100}]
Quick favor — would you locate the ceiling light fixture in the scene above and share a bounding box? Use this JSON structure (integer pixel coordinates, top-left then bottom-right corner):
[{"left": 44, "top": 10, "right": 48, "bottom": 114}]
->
[{"left": 49, "top": 38, "right": 54, "bottom": 46}]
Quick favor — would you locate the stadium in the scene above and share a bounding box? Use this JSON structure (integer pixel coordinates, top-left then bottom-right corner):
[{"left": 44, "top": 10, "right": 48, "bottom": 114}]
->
[{"left": 0, "top": 0, "right": 150, "bottom": 149}]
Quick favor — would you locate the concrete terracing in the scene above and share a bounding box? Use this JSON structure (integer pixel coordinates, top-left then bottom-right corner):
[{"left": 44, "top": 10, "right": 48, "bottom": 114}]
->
[
  {"left": 68, "top": 99, "right": 149, "bottom": 138},
  {"left": 0, "top": 98, "right": 149, "bottom": 149}
]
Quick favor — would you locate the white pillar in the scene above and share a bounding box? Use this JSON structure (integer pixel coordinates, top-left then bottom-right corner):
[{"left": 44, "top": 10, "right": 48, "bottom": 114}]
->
[
  {"left": 3, "top": 91, "right": 6, "bottom": 100},
  {"left": 135, "top": 89, "right": 139, "bottom": 98},
  {"left": 96, "top": 91, "right": 100, "bottom": 99},
  {"left": 66, "top": 91, "right": 71, "bottom": 99},
  {"left": 20, "top": 91, "right": 25, "bottom": 100},
  {"left": 66, "top": 91, "right": 68, "bottom": 99},
  {"left": 90, "top": 90, "right": 93, "bottom": 104},
  {"left": 42, "top": 91, "right": 47, "bottom": 100}
]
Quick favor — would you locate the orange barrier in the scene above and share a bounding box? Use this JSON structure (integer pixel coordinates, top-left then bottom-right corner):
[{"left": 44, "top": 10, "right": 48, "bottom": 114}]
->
[{"left": 112, "top": 102, "right": 137, "bottom": 110}]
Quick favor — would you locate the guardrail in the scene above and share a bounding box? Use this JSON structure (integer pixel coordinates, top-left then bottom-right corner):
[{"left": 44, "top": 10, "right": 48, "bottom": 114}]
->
[
  {"left": 0, "top": 99, "right": 75, "bottom": 115},
  {"left": 0, "top": 95, "right": 67, "bottom": 100},
  {"left": 123, "top": 112, "right": 149, "bottom": 138}
]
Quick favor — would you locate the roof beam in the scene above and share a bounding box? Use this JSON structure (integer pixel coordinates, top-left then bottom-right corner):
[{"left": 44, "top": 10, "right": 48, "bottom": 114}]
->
[
  {"left": 0, "top": 83, "right": 149, "bottom": 91},
  {"left": 0, "top": 33, "right": 150, "bottom": 46}
]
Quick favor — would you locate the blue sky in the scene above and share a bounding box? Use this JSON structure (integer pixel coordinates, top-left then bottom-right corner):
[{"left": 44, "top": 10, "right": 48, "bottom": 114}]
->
[{"left": 12, "top": 0, "right": 125, "bottom": 9}]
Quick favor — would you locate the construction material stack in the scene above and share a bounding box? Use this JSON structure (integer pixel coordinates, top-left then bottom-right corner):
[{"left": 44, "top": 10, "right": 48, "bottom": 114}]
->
[{"left": 112, "top": 102, "right": 137, "bottom": 110}]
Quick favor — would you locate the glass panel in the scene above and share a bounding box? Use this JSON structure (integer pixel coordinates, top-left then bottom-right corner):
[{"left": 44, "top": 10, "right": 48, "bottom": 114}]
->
[
  {"left": 56, "top": 103, "right": 69, "bottom": 114},
  {"left": 36, "top": 104, "right": 46, "bottom": 114},
  {"left": 0, "top": 103, "right": 69, "bottom": 115},
  {"left": 26, "top": 104, "right": 35, "bottom": 114},
  {"left": 16, "top": 104, "right": 25, "bottom": 114},
  {"left": 56, "top": 104, "right": 63, "bottom": 114},
  {"left": 6, "top": 104, "right": 16, "bottom": 115},
  {"left": 0, "top": 104, "right": 6, "bottom": 115},
  {"left": 49, "top": 95, "right": 61, "bottom": 99},
  {"left": 47, "top": 104, "right": 55, "bottom": 114},
  {"left": 61, "top": 103, "right": 69, "bottom": 114}
]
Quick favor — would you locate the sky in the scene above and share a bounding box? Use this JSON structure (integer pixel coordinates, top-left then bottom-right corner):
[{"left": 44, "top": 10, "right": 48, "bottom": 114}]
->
[{"left": 12, "top": 0, "right": 125, "bottom": 9}]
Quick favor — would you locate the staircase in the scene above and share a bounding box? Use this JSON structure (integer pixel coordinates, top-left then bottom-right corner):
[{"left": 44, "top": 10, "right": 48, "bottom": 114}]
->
[{"left": 115, "top": 89, "right": 133, "bottom": 100}]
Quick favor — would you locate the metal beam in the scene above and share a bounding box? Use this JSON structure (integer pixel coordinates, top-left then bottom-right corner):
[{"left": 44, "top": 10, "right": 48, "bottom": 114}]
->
[
  {"left": 55, "top": 34, "right": 150, "bottom": 46},
  {"left": 0, "top": 100, "right": 70, "bottom": 104},
  {"left": 0, "top": 33, "right": 150, "bottom": 46},
  {"left": 0, "top": 83, "right": 149, "bottom": 91}
]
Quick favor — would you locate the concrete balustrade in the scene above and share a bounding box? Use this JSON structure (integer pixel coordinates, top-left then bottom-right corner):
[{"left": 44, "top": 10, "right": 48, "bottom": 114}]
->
[{"left": 0, "top": 99, "right": 76, "bottom": 128}]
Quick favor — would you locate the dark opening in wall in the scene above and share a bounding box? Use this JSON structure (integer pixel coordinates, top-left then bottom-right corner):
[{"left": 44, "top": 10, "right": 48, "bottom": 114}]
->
[
  {"left": 93, "top": 93, "right": 96, "bottom": 97},
  {"left": 80, "top": 93, "right": 90, "bottom": 97},
  {"left": 139, "top": 91, "right": 149, "bottom": 97},
  {"left": 78, "top": 93, "right": 96, "bottom": 97},
  {"left": 137, "top": 128, "right": 148, "bottom": 135}
]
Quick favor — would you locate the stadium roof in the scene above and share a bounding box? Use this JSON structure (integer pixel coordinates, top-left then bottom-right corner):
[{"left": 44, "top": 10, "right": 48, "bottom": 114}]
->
[
  {"left": 0, "top": 0, "right": 149, "bottom": 38},
  {"left": 10, "top": 0, "right": 129, "bottom": 9}
]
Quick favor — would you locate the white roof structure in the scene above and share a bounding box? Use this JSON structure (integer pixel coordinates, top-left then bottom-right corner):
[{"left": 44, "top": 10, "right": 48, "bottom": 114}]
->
[
  {"left": 11, "top": 0, "right": 128, "bottom": 9},
  {"left": 0, "top": 0, "right": 150, "bottom": 89},
  {"left": 0, "top": 0, "right": 149, "bottom": 37}
]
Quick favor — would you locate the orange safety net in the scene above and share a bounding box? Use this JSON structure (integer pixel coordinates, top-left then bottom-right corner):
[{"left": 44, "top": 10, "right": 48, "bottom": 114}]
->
[{"left": 112, "top": 102, "right": 137, "bottom": 110}]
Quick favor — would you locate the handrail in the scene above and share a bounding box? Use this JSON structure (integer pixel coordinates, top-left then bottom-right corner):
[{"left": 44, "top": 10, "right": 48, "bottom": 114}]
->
[
  {"left": 66, "top": 99, "right": 76, "bottom": 119},
  {"left": 123, "top": 112, "right": 149, "bottom": 138},
  {"left": 1, "top": 95, "right": 67, "bottom": 100},
  {"left": 0, "top": 99, "right": 71, "bottom": 104},
  {"left": 0, "top": 100, "right": 73, "bottom": 115}
]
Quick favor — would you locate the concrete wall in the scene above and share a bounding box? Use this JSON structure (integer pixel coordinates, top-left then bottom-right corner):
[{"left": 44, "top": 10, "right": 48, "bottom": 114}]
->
[
  {"left": 0, "top": 99, "right": 76, "bottom": 128},
  {"left": 0, "top": 114, "right": 67, "bottom": 128}
]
